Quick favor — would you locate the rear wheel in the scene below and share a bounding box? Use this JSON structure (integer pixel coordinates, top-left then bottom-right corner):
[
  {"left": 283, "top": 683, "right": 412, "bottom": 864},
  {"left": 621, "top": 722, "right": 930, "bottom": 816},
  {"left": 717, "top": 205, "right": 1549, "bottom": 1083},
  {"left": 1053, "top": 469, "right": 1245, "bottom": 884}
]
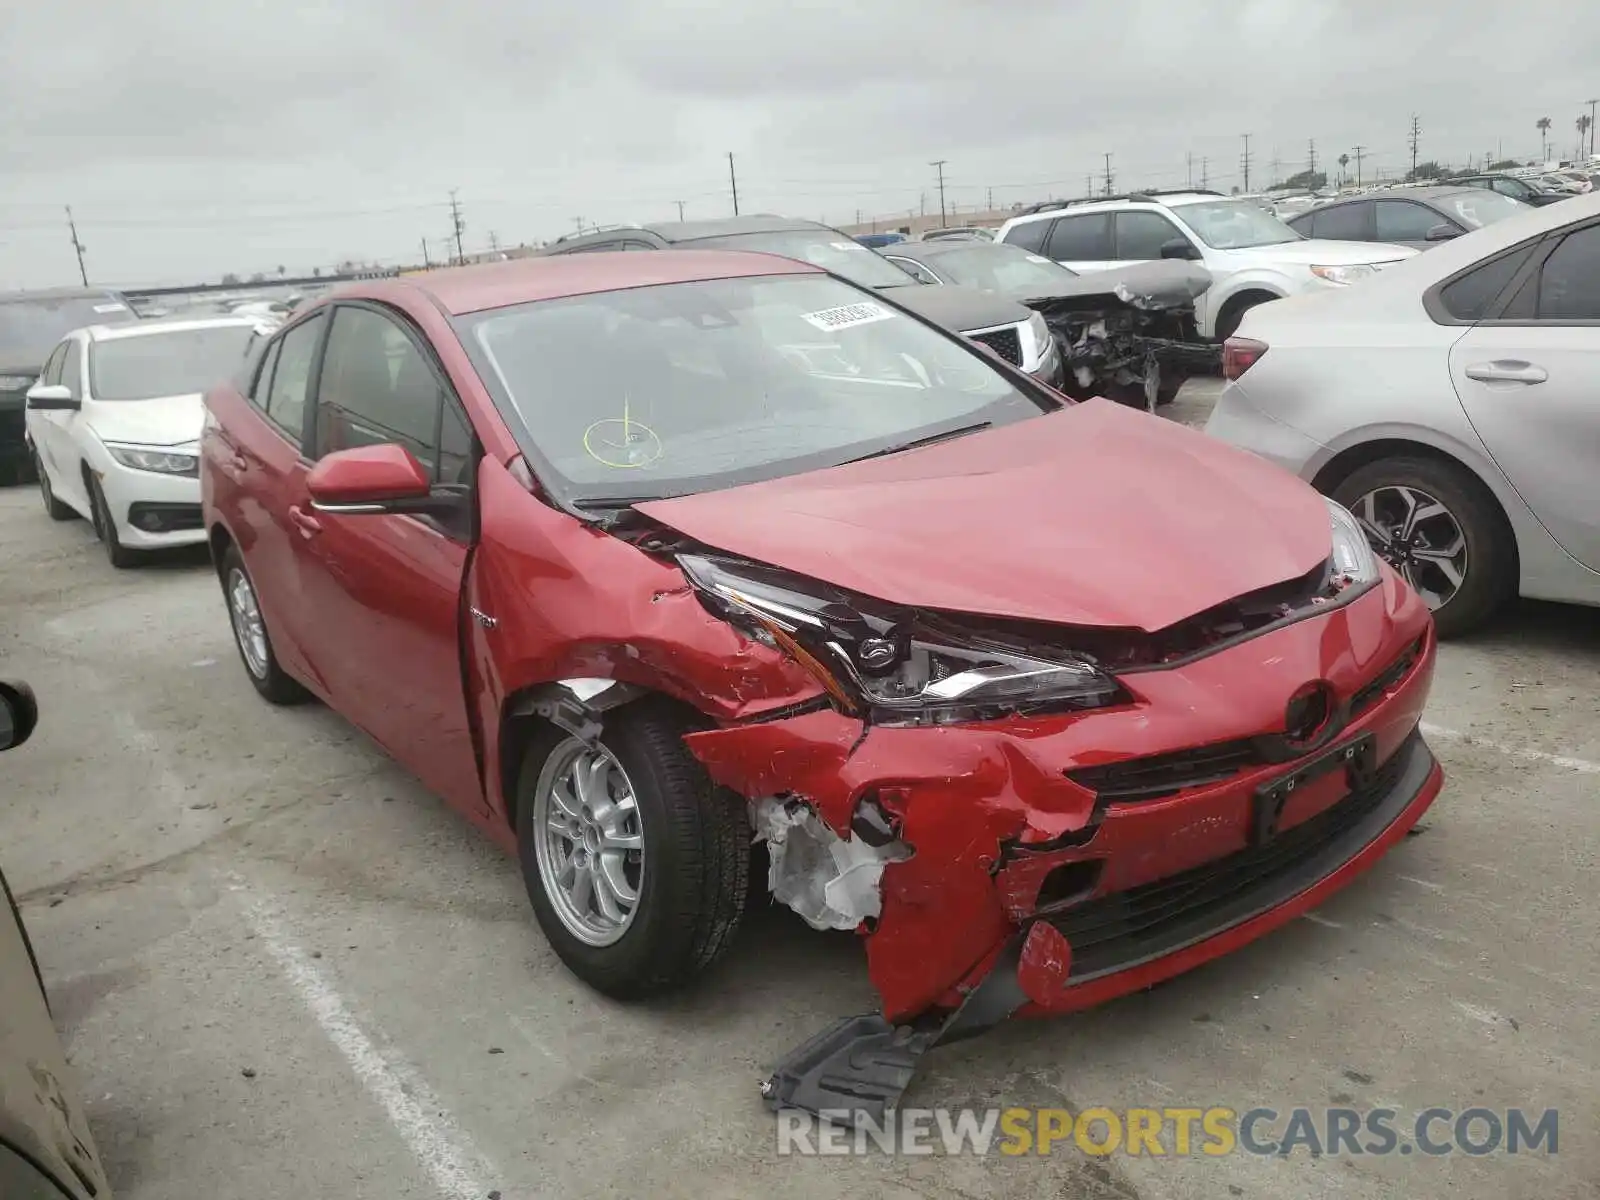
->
[
  {"left": 516, "top": 699, "right": 750, "bottom": 999},
  {"left": 220, "top": 545, "right": 310, "bottom": 704},
  {"left": 1331, "top": 456, "right": 1516, "bottom": 638},
  {"left": 35, "top": 451, "right": 74, "bottom": 520}
]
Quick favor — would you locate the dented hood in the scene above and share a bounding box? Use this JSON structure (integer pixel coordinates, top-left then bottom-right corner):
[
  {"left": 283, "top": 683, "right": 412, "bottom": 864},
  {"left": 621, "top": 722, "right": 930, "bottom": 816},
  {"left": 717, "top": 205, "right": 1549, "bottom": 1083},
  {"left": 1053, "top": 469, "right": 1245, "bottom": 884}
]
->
[{"left": 637, "top": 399, "right": 1333, "bottom": 632}]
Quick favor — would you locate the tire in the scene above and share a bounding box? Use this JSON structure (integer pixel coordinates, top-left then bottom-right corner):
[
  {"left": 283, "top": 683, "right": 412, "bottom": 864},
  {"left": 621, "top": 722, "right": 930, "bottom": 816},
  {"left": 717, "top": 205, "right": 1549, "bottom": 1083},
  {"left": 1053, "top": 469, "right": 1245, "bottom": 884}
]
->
[
  {"left": 35, "top": 451, "right": 74, "bottom": 521},
  {"left": 516, "top": 699, "right": 750, "bottom": 1000},
  {"left": 1331, "top": 456, "right": 1516, "bottom": 639},
  {"left": 219, "top": 544, "right": 311, "bottom": 704},
  {"left": 1213, "top": 293, "right": 1276, "bottom": 342},
  {"left": 86, "top": 473, "right": 140, "bottom": 569}
]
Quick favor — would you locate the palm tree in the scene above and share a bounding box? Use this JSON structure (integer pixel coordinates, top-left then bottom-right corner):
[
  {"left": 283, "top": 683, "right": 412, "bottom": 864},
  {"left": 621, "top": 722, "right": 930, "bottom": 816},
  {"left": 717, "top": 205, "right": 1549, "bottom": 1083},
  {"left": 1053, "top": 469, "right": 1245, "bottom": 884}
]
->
[
  {"left": 1537, "top": 116, "right": 1552, "bottom": 162},
  {"left": 1578, "top": 115, "right": 1593, "bottom": 161},
  {"left": 1337, "top": 153, "right": 1350, "bottom": 187}
]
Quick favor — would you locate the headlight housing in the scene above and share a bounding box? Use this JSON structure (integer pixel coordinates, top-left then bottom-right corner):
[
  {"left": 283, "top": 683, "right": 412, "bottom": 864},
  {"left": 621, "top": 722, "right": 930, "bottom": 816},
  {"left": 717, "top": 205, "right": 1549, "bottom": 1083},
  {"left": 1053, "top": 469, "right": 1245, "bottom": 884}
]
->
[
  {"left": 0, "top": 374, "right": 37, "bottom": 391},
  {"left": 1309, "top": 263, "right": 1377, "bottom": 286},
  {"left": 1020, "top": 310, "right": 1055, "bottom": 370},
  {"left": 105, "top": 444, "right": 199, "bottom": 477},
  {"left": 1324, "top": 496, "right": 1380, "bottom": 585},
  {"left": 678, "top": 553, "right": 1125, "bottom": 726}
]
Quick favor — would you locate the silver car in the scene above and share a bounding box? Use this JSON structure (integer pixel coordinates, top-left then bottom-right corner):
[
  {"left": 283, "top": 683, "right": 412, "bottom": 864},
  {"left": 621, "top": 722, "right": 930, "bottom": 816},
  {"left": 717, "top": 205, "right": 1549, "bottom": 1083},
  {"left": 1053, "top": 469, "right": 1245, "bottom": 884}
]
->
[{"left": 1206, "top": 192, "right": 1600, "bottom": 637}]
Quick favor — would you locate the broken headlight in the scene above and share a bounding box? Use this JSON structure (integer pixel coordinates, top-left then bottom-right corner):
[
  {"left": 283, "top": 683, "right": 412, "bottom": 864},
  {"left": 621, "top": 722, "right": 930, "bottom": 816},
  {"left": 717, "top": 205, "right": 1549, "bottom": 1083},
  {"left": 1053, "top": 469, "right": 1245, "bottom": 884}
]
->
[
  {"left": 1324, "top": 495, "right": 1380, "bottom": 586},
  {"left": 678, "top": 553, "right": 1124, "bottom": 725}
]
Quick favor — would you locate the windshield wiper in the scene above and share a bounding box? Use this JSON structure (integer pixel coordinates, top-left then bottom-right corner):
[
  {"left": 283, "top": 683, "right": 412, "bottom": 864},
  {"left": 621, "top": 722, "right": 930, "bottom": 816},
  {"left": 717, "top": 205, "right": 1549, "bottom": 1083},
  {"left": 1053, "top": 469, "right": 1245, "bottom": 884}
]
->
[
  {"left": 570, "top": 494, "right": 665, "bottom": 510},
  {"left": 840, "top": 421, "right": 992, "bottom": 465}
]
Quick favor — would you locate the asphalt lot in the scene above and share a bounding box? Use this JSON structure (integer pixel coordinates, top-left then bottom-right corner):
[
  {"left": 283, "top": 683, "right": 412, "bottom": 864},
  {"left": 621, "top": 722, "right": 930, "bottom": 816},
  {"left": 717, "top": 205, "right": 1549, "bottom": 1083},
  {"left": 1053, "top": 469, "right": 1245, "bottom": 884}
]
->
[{"left": 3, "top": 377, "right": 1598, "bottom": 1199}]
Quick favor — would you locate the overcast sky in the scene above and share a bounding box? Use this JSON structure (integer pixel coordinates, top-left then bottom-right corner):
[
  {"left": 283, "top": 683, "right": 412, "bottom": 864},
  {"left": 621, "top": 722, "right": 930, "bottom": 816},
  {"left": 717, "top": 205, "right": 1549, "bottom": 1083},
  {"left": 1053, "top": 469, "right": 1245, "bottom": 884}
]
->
[{"left": 3, "top": 0, "right": 1598, "bottom": 288}]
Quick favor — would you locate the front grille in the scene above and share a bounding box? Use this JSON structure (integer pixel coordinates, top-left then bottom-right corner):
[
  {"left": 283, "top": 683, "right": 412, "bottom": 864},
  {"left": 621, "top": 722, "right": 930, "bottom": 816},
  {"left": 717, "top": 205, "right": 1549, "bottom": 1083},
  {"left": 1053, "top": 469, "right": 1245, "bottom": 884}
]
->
[
  {"left": 1067, "top": 739, "right": 1262, "bottom": 803},
  {"left": 968, "top": 326, "right": 1022, "bottom": 365},
  {"left": 1050, "top": 731, "right": 1426, "bottom": 980},
  {"left": 1352, "top": 637, "right": 1424, "bottom": 715}
]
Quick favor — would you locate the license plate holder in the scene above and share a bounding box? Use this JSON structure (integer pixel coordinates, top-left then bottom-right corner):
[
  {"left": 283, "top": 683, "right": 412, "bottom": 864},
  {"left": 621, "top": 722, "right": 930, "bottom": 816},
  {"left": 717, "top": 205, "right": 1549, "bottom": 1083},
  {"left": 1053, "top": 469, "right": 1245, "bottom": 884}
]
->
[{"left": 1250, "top": 732, "right": 1377, "bottom": 845}]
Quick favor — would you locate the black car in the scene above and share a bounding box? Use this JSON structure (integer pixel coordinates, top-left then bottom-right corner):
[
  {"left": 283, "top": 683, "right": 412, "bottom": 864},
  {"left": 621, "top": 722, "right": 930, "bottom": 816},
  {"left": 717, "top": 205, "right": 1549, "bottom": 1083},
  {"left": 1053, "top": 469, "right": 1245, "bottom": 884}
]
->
[
  {"left": 1, "top": 680, "right": 112, "bottom": 1200},
  {"left": 539, "top": 217, "right": 1063, "bottom": 386},
  {"left": 0, "top": 288, "right": 138, "bottom": 484},
  {"left": 1444, "top": 173, "right": 1569, "bottom": 208},
  {"left": 1286, "top": 185, "right": 1534, "bottom": 249}
]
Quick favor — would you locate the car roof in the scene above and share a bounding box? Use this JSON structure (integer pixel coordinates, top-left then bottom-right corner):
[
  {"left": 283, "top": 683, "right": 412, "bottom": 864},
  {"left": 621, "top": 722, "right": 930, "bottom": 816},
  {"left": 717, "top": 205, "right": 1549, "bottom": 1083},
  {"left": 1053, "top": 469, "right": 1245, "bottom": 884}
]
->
[
  {"left": 645, "top": 215, "right": 831, "bottom": 242},
  {"left": 1295, "top": 186, "right": 1475, "bottom": 213},
  {"left": 1003, "top": 191, "right": 1229, "bottom": 225},
  {"left": 374, "top": 249, "right": 821, "bottom": 316},
  {"left": 0, "top": 285, "right": 127, "bottom": 304},
  {"left": 884, "top": 239, "right": 1012, "bottom": 260},
  {"left": 85, "top": 315, "right": 261, "bottom": 341}
]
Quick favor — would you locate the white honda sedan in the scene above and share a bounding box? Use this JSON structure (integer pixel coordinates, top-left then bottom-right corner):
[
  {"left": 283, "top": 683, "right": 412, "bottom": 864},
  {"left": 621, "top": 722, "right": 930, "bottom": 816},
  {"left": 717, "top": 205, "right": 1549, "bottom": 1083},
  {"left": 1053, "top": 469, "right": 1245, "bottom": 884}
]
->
[
  {"left": 24, "top": 316, "right": 263, "bottom": 566},
  {"left": 1207, "top": 192, "right": 1600, "bottom": 637}
]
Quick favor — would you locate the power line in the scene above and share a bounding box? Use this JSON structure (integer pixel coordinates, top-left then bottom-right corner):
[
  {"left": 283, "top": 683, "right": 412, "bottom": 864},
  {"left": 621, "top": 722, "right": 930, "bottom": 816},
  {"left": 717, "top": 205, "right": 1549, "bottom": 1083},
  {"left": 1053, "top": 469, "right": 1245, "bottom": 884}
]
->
[{"left": 930, "top": 160, "right": 948, "bottom": 225}]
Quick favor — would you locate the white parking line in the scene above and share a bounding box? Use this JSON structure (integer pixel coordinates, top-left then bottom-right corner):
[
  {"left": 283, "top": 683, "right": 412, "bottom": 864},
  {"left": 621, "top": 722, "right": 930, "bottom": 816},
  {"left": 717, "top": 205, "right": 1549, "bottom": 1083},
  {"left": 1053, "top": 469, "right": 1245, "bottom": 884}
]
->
[
  {"left": 230, "top": 878, "right": 507, "bottom": 1200},
  {"left": 1420, "top": 721, "right": 1600, "bottom": 774}
]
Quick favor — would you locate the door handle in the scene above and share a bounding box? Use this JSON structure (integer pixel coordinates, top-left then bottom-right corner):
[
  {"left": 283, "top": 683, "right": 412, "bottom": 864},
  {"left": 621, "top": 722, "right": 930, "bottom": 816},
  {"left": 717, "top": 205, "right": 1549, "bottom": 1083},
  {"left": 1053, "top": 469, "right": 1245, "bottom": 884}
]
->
[
  {"left": 287, "top": 505, "right": 323, "bottom": 538},
  {"left": 1464, "top": 360, "right": 1547, "bottom": 384}
]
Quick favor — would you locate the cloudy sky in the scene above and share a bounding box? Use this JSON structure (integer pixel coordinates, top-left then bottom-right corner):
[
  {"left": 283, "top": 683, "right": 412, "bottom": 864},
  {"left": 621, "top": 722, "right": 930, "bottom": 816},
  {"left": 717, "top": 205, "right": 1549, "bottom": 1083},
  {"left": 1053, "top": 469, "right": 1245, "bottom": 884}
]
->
[{"left": 3, "top": 0, "right": 1597, "bottom": 288}]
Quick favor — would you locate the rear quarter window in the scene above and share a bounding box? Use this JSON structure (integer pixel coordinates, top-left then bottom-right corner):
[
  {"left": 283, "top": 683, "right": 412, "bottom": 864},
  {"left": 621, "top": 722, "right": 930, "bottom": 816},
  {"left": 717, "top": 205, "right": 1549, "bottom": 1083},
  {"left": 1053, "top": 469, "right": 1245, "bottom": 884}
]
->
[{"left": 1000, "top": 219, "right": 1051, "bottom": 254}]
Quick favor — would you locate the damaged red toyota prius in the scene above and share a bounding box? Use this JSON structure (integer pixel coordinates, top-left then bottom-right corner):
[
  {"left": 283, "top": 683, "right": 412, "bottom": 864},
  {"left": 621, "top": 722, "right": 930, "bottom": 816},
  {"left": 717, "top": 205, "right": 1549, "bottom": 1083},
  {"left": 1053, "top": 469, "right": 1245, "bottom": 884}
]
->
[{"left": 200, "top": 250, "right": 1440, "bottom": 1124}]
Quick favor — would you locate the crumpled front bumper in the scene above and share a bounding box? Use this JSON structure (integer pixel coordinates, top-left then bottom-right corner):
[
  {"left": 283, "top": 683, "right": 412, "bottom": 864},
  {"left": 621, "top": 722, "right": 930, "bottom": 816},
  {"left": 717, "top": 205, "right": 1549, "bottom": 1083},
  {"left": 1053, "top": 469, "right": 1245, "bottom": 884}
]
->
[{"left": 686, "top": 566, "right": 1439, "bottom": 1026}]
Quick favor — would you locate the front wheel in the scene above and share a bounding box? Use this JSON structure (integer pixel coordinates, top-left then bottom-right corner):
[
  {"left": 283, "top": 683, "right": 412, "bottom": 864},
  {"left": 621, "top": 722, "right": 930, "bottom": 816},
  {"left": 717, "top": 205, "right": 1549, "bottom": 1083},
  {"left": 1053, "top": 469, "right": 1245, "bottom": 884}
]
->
[
  {"left": 86, "top": 474, "right": 140, "bottom": 568},
  {"left": 1331, "top": 456, "right": 1516, "bottom": 638},
  {"left": 517, "top": 700, "right": 750, "bottom": 1000}
]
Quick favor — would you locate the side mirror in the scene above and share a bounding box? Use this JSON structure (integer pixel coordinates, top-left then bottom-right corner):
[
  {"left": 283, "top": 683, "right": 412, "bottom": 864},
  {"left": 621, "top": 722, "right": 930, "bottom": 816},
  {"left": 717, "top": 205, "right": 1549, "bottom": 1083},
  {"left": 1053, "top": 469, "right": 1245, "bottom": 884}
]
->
[
  {"left": 307, "top": 444, "right": 433, "bottom": 512},
  {"left": 0, "top": 680, "right": 39, "bottom": 752},
  {"left": 1425, "top": 224, "right": 1460, "bottom": 242},
  {"left": 25, "top": 383, "right": 78, "bottom": 410},
  {"left": 1160, "top": 238, "right": 1199, "bottom": 260}
]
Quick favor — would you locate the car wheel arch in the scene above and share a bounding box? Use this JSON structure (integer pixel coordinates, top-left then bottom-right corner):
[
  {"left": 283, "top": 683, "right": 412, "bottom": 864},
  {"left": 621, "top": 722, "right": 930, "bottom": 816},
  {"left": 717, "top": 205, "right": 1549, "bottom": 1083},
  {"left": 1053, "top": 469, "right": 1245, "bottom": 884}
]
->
[
  {"left": 1213, "top": 287, "right": 1285, "bottom": 336},
  {"left": 208, "top": 522, "right": 236, "bottom": 583}
]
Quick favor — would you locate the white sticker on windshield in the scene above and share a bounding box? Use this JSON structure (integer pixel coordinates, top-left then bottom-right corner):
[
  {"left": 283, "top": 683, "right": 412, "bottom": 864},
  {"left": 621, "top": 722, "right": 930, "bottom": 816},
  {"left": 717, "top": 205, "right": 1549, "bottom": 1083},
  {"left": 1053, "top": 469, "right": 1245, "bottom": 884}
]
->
[
  {"left": 831, "top": 242, "right": 861, "bottom": 251},
  {"left": 799, "top": 301, "right": 896, "bottom": 332},
  {"left": 93, "top": 303, "right": 127, "bottom": 313},
  {"left": 1026, "top": 254, "right": 1050, "bottom": 263}
]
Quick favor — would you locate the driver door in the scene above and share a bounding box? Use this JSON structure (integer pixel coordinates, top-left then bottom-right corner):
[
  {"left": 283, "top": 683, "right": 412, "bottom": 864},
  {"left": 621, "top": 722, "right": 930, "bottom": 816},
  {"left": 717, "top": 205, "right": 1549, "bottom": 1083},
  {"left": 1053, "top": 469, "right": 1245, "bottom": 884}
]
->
[{"left": 294, "top": 302, "right": 486, "bottom": 816}]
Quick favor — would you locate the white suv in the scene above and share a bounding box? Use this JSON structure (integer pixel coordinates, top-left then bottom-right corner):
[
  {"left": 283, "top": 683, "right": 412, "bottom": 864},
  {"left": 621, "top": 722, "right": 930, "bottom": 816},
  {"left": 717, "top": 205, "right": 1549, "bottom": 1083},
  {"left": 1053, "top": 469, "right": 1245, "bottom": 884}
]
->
[{"left": 995, "top": 190, "right": 1418, "bottom": 340}]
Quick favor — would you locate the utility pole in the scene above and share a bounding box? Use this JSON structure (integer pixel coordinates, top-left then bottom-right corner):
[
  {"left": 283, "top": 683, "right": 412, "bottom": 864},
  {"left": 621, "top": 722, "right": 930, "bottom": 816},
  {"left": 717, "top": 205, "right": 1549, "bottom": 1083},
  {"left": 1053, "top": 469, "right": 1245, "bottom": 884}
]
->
[
  {"left": 1270, "top": 150, "right": 1281, "bottom": 187},
  {"left": 1201, "top": 157, "right": 1209, "bottom": 189},
  {"left": 1352, "top": 145, "right": 1366, "bottom": 188},
  {"left": 1085, "top": 173, "right": 1094, "bottom": 197},
  {"left": 574, "top": 217, "right": 585, "bottom": 235},
  {"left": 1186, "top": 151, "right": 1194, "bottom": 187},
  {"left": 448, "top": 189, "right": 465, "bottom": 265},
  {"left": 1241, "top": 133, "right": 1253, "bottom": 192},
  {"left": 675, "top": 200, "right": 686, "bottom": 220},
  {"left": 64, "top": 206, "right": 88, "bottom": 285},
  {"left": 1408, "top": 115, "right": 1421, "bottom": 178},
  {"left": 488, "top": 230, "right": 500, "bottom": 253},
  {"left": 920, "top": 192, "right": 927, "bottom": 217},
  {"left": 986, "top": 186, "right": 994, "bottom": 211},
  {"left": 930, "top": 160, "right": 948, "bottom": 224},
  {"left": 727, "top": 152, "right": 739, "bottom": 215},
  {"left": 1102, "top": 152, "right": 1114, "bottom": 196},
  {"left": 1589, "top": 99, "right": 1598, "bottom": 157},
  {"left": 1307, "top": 138, "right": 1318, "bottom": 179},
  {"left": 420, "top": 237, "right": 432, "bottom": 268}
]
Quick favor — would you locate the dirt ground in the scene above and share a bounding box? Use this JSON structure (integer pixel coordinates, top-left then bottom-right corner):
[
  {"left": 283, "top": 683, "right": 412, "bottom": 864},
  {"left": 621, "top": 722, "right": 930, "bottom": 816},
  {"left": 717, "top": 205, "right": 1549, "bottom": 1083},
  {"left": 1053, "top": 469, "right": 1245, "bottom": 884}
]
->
[{"left": 3, "top": 381, "right": 1597, "bottom": 1199}]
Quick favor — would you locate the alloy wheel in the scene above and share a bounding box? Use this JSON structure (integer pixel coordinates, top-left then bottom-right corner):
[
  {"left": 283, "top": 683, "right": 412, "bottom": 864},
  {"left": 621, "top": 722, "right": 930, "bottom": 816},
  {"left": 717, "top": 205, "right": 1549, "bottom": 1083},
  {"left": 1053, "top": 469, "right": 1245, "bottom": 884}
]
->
[
  {"left": 1352, "top": 485, "right": 1468, "bottom": 610},
  {"left": 531, "top": 737, "right": 645, "bottom": 947},
  {"left": 227, "top": 567, "right": 270, "bottom": 680}
]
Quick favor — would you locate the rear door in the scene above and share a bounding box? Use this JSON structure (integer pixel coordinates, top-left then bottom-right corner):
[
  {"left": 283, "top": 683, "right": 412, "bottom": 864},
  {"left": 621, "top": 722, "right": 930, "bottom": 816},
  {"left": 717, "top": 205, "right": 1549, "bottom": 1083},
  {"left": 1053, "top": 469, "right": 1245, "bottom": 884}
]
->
[
  {"left": 45, "top": 341, "right": 92, "bottom": 508},
  {"left": 1448, "top": 221, "right": 1600, "bottom": 569},
  {"left": 1042, "top": 212, "right": 1117, "bottom": 272},
  {"left": 295, "top": 301, "right": 485, "bottom": 815},
  {"left": 25, "top": 342, "right": 71, "bottom": 487},
  {"left": 1307, "top": 201, "right": 1375, "bottom": 242},
  {"left": 211, "top": 311, "right": 329, "bottom": 690},
  {"left": 1113, "top": 209, "right": 1190, "bottom": 265},
  {"left": 1375, "top": 199, "right": 1455, "bottom": 250}
]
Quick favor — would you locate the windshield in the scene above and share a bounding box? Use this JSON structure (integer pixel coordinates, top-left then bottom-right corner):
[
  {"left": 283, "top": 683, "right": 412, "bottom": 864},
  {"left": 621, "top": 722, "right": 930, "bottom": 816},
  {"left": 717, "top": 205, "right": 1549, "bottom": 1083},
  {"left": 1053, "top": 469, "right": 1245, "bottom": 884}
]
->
[
  {"left": 1440, "top": 190, "right": 1528, "bottom": 228},
  {"left": 459, "top": 273, "right": 1053, "bottom": 505},
  {"left": 0, "top": 294, "right": 134, "bottom": 366},
  {"left": 88, "top": 325, "right": 258, "bottom": 400},
  {"left": 1176, "top": 201, "right": 1304, "bottom": 249},
  {"left": 679, "top": 230, "right": 918, "bottom": 289},
  {"left": 915, "top": 243, "right": 1080, "bottom": 295}
]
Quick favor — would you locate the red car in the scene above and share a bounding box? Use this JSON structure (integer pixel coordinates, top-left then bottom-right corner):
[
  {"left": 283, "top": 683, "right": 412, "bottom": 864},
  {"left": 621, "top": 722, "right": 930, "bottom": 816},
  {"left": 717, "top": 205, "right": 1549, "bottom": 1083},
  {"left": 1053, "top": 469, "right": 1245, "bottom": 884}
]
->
[{"left": 199, "top": 250, "right": 1441, "bottom": 1122}]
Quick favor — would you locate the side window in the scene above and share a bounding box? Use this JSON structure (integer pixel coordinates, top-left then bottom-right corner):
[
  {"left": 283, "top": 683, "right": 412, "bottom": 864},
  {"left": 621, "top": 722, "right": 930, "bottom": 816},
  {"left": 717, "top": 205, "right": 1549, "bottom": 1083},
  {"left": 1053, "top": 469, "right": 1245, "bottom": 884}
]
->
[
  {"left": 264, "top": 314, "right": 325, "bottom": 446},
  {"left": 1044, "top": 214, "right": 1113, "bottom": 260},
  {"left": 620, "top": 240, "right": 658, "bottom": 251},
  {"left": 314, "top": 305, "right": 467, "bottom": 484},
  {"left": 60, "top": 343, "right": 83, "bottom": 398},
  {"left": 1001, "top": 219, "right": 1051, "bottom": 254},
  {"left": 1115, "top": 211, "right": 1183, "bottom": 259},
  {"left": 1376, "top": 201, "right": 1447, "bottom": 242},
  {"left": 1286, "top": 213, "right": 1312, "bottom": 238},
  {"left": 1309, "top": 203, "right": 1371, "bottom": 241},
  {"left": 1534, "top": 225, "right": 1600, "bottom": 320},
  {"left": 1437, "top": 244, "right": 1537, "bottom": 321},
  {"left": 248, "top": 339, "right": 282, "bottom": 410},
  {"left": 886, "top": 257, "right": 939, "bottom": 284},
  {"left": 1490, "top": 179, "right": 1523, "bottom": 199}
]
